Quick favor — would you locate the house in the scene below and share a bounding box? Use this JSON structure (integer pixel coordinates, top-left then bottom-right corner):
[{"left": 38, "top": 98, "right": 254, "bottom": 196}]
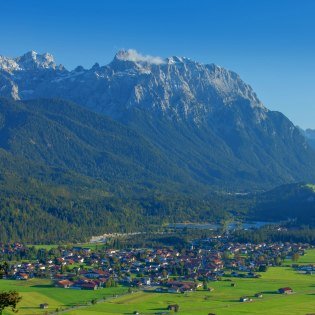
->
[
  {"left": 239, "top": 296, "right": 252, "bottom": 302},
  {"left": 167, "top": 304, "right": 180, "bottom": 312},
  {"left": 278, "top": 287, "right": 293, "bottom": 294},
  {"left": 16, "top": 273, "right": 29, "bottom": 280},
  {"left": 55, "top": 280, "right": 74, "bottom": 288},
  {"left": 180, "top": 284, "right": 194, "bottom": 292},
  {"left": 81, "top": 283, "right": 98, "bottom": 290},
  {"left": 39, "top": 303, "right": 49, "bottom": 309},
  {"left": 141, "top": 277, "right": 151, "bottom": 286},
  {"left": 195, "top": 282, "right": 203, "bottom": 289}
]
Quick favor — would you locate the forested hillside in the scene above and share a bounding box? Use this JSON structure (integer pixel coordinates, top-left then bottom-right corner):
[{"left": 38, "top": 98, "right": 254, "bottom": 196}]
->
[{"left": 0, "top": 98, "right": 233, "bottom": 243}]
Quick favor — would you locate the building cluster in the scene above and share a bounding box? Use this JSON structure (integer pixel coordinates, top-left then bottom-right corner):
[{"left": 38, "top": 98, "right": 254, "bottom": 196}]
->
[{"left": 0, "top": 238, "right": 310, "bottom": 292}]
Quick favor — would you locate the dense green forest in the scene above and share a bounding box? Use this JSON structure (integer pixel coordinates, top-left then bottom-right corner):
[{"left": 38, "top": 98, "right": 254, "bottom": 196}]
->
[
  {"left": 0, "top": 176, "right": 240, "bottom": 243},
  {"left": 234, "top": 226, "right": 315, "bottom": 244},
  {"left": 248, "top": 183, "right": 315, "bottom": 226}
]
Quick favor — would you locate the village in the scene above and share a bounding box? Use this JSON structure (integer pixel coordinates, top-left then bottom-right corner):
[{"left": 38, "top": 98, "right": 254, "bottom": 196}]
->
[{"left": 0, "top": 237, "right": 312, "bottom": 299}]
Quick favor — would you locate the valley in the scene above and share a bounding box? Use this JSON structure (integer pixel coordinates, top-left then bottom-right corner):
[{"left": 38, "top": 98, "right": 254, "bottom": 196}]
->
[{"left": 1, "top": 1, "right": 315, "bottom": 315}]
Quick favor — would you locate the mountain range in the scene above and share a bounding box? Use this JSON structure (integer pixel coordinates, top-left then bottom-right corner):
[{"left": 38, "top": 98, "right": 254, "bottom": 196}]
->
[
  {"left": 1, "top": 49, "right": 315, "bottom": 190},
  {"left": 0, "top": 49, "right": 315, "bottom": 242}
]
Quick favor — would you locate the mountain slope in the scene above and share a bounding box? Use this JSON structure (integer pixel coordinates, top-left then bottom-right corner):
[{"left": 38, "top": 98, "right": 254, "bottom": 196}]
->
[
  {"left": 0, "top": 97, "right": 198, "bottom": 192},
  {"left": 305, "top": 129, "right": 315, "bottom": 150},
  {"left": 1, "top": 50, "right": 315, "bottom": 189}
]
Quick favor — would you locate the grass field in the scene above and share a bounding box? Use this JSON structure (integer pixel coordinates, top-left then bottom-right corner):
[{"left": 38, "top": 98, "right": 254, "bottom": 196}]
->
[
  {"left": 29, "top": 243, "right": 105, "bottom": 250},
  {"left": 0, "top": 279, "right": 127, "bottom": 315},
  {"left": 62, "top": 267, "right": 315, "bottom": 315},
  {"left": 30, "top": 244, "right": 61, "bottom": 250},
  {"left": 283, "top": 248, "right": 315, "bottom": 265},
  {"left": 1, "top": 250, "right": 315, "bottom": 315},
  {"left": 63, "top": 250, "right": 315, "bottom": 315},
  {"left": 295, "top": 249, "right": 315, "bottom": 264}
]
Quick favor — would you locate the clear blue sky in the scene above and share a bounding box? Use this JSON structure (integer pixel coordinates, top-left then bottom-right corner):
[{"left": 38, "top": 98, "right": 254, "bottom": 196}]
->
[{"left": 0, "top": 0, "right": 314, "bottom": 128}]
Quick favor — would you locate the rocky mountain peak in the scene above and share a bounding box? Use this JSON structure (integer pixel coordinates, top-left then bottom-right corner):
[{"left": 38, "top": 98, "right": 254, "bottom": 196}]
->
[
  {"left": 0, "top": 50, "right": 314, "bottom": 191},
  {"left": 1, "top": 49, "right": 266, "bottom": 120},
  {"left": 0, "top": 51, "right": 64, "bottom": 73},
  {"left": 16, "top": 50, "right": 57, "bottom": 70},
  {"left": 0, "top": 55, "right": 21, "bottom": 72}
]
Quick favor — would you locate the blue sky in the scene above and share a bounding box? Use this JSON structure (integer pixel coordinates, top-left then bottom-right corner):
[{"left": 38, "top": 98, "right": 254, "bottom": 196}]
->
[{"left": 0, "top": 0, "right": 314, "bottom": 128}]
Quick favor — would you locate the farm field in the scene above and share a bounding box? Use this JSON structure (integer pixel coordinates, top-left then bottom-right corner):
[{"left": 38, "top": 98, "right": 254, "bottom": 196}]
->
[
  {"left": 294, "top": 249, "right": 315, "bottom": 264},
  {"left": 63, "top": 250, "right": 315, "bottom": 315},
  {"left": 63, "top": 268, "right": 315, "bottom": 315},
  {"left": 1, "top": 250, "right": 315, "bottom": 315},
  {"left": 0, "top": 279, "right": 128, "bottom": 315}
]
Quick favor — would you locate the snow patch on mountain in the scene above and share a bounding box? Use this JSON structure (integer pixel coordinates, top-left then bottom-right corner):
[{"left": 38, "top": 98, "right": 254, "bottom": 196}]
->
[
  {"left": 16, "top": 51, "right": 56, "bottom": 70},
  {"left": 0, "top": 56, "right": 21, "bottom": 72}
]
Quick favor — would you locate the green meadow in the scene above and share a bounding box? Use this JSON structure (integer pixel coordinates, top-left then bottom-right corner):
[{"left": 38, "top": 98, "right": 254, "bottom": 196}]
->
[
  {"left": 29, "top": 243, "right": 104, "bottom": 250},
  {"left": 296, "top": 249, "right": 315, "bottom": 264},
  {"left": 0, "top": 279, "right": 127, "bottom": 315},
  {"left": 63, "top": 267, "right": 315, "bottom": 315},
  {"left": 1, "top": 250, "right": 315, "bottom": 315}
]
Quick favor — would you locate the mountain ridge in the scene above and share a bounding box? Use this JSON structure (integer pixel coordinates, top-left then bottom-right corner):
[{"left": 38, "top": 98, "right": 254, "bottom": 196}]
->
[
  {"left": 0, "top": 49, "right": 265, "bottom": 117},
  {"left": 0, "top": 50, "right": 315, "bottom": 190},
  {"left": 0, "top": 97, "right": 199, "bottom": 192}
]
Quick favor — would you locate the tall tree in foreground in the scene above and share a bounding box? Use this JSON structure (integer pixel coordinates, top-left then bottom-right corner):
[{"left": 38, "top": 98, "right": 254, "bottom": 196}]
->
[{"left": 0, "top": 291, "right": 22, "bottom": 314}]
